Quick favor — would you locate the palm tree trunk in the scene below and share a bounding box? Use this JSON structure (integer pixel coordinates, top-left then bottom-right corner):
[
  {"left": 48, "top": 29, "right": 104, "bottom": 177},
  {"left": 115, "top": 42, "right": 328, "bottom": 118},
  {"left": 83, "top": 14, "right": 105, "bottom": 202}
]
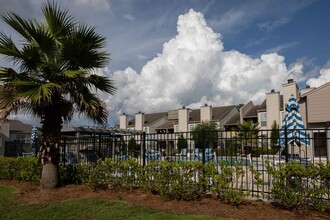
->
[{"left": 39, "top": 104, "right": 63, "bottom": 189}]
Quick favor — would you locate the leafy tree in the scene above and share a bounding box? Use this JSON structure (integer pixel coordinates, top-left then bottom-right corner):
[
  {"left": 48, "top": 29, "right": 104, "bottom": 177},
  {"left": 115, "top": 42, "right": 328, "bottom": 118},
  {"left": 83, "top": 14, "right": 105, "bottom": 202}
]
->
[
  {"left": 236, "top": 103, "right": 244, "bottom": 110},
  {"left": 270, "top": 120, "right": 280, "bottom": 147},
  {"left": 128, "top": 137, "right": 140, "bottom": 157},
  {"left": 192, "top": 121, "right": 218, "bottom": 149},
  {"left": 177, "top": 134, "right": 188, "bottom": 153},
  {"left": 0, "top": 2, "right": 116, "bottom": 189}
]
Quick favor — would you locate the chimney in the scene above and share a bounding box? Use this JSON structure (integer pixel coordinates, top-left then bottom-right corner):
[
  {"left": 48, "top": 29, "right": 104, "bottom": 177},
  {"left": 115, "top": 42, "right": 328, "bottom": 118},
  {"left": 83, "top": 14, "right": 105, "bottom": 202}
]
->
[
  {"left": 266, "top": 90, "right": 280, "bottom": 128},
  {"left": 283, "top": 79, "right": 298, "bottom": 112},
  {"left": 119, "top": 113, "right": 128, "bottom": 130},
  {"left": 200, "top": 104, "right": 212, "bottom": 122},
  {"left": 135, "top": 112, "right": 144, "bottom": 131},
  {"left": 178, "top": 106, "right": 189, "bottom": 132}
]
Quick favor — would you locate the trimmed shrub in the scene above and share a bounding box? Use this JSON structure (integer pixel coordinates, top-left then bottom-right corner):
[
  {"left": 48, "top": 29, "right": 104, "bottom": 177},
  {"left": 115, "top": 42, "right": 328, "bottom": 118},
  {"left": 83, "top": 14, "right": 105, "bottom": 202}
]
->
[{"left": 0, "top": 157, "right": 41, "bottom": 182}]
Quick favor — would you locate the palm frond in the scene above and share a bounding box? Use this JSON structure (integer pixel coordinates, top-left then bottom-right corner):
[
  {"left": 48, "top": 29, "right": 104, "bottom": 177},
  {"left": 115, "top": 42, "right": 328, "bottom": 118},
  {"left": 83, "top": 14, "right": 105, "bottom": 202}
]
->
[
  {"left": 87, "top": 74, "right": 117, "bottom": 94},
  {"left": 1, "top": 12, "right": 39, "bottom": 43},
  {"left": 13, "top": 80, "right": 60, "bottom": 104},
  {"left": 42, "top": 1, "right": 75, "bottom": 38},
  {"left": 62, "top": 24, "right": 109, "bottom": 70},
  {"left": 72, "top": 87, "right": 108, "bottom": 125},
  {"left": 0, "top": 31, "right": 26, "bottom": 65},
  {"left": 62, "top": 70, "right": 87, "bottom": 78},
  {"left": 0, "top": 67, "right": 20, "bottom": 82},
  {"left": 0, "top": 85, "right": 27, "bottom": 121}
]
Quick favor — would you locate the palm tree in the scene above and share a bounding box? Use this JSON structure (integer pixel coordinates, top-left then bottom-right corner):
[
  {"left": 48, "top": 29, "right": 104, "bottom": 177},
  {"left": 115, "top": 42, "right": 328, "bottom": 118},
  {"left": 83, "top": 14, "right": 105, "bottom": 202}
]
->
[
  {"left": 0, "top": 2, "right": 116, "bottom": 189},
  {"left": 237, "top": 121, "right": 260, "bottom": 154}
]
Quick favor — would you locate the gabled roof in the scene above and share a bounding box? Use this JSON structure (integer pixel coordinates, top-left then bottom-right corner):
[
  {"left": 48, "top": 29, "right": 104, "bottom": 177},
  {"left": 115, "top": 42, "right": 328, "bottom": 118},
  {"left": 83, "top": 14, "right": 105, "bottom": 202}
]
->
[
  {"left": 212, "top": 105, "right": 237, "bottom": 120},
  {"left": 224, "top": 113, "right": 240, "bottom": 126},
  {"left": 61, "top": 126, "right": 142, "bottom": 136},
  {"left": 7, "top": 120, "right": 33, "bottom": 134},
  {"left": 156, "top": 120, "right": 176, "bottom": 129},
  {"left": 258, "top": 95, "right": 284, "bottom": 112},
  {"left": 299, "top": 82, "right": 330, "bottom": 98},
  {"left": 128, "top": 112, "right": 168, "bottom": 127}
]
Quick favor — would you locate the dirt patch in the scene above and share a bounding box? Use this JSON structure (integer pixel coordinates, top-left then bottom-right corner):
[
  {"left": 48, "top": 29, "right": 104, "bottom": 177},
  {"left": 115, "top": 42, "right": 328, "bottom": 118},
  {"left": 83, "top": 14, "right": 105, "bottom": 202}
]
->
[{"left": 1, "top": 180, "right": 329, "bottom": 220}]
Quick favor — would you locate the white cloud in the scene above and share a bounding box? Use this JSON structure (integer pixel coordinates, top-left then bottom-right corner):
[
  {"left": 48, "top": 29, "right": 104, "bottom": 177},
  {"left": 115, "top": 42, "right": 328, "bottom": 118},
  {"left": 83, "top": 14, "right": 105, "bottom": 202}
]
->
[
  {"left": 73, "top": 0, "right": 111, "bottom": 12},
  {"left": 123, "top": 14, "right": 135, "bottom": 22},
  {"left": 264, "top": 41, "right": 300, "bottom": 54},
  {"left": 258, "top": 18, "right": 290, "bottom": 32},
  {"left": 137, "top": 54, "right": 148, "bottom": 60},
  {"left": 306, "top": 67, "right": 330, "bottom": 87},
  {"left": 105, "top": 9, "right": 294, "bottom": 124}
]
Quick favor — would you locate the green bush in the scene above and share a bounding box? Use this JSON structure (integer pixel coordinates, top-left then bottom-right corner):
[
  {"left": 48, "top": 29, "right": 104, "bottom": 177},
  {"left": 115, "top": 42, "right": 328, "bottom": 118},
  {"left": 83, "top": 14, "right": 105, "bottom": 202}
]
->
[
  {"left": 211, "top": 162, "right": 250, "bottom": 205},
  {"left": 75, "top": 158, "right": 142, "bottom": 190},
  {"left": 0, "top": 157, "right": 41, "bottom": 182},
  {"left": 1, "top": 156, "right": 328, "bottom": 212},
  {"left": 268, "top": 161, "right": 330, "bottom": 211}
]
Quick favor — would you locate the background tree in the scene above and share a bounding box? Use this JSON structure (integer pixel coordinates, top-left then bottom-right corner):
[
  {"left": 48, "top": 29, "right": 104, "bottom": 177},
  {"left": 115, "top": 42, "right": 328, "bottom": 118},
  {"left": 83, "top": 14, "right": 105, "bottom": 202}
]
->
[
  {"left": 177, "top": 134, "right": 188, "bottom": 153},
  {"left": 0, "top": 2, "right": 116, "bottom": 189},
  {"left": 192, "top": 121, "right": 218, "bottom": 150},
  {"left": 128, "top": 137, "right": 140, "bottom": 157},
  {"left": 270, "top": 120, "right": 280, "bottom": 147}
]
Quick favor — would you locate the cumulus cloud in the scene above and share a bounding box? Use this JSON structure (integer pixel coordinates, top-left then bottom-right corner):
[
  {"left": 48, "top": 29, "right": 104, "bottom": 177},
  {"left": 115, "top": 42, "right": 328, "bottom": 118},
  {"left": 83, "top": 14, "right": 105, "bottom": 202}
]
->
[
  {"left": 103, "top": 9, "right": 296, "bottom": 124},
  {"left": 306, "top": 67, "right": 330, "bottom": 87}
]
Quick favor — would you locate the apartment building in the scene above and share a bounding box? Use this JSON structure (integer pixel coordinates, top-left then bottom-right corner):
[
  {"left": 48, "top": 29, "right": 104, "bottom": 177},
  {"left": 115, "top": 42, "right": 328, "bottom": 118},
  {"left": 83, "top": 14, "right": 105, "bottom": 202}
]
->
[
  {"left": 119, "top": 105, "right": 240, "bottom": 133},
  {"left": 257, "top": 79, "right": 330, "bottom": 159},
  {"left": 119, "top": 79, "right": 330, "bottom": 159},
  {"left": 0, "top": 120, "right": 33, "bottom": 156}
]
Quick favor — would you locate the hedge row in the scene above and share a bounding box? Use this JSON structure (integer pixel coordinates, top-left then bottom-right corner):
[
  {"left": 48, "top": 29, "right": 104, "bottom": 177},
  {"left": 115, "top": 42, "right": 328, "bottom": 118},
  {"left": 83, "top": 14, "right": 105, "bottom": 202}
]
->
[{"left": 0, "top": 156, "right": 329, "bottom": 211}]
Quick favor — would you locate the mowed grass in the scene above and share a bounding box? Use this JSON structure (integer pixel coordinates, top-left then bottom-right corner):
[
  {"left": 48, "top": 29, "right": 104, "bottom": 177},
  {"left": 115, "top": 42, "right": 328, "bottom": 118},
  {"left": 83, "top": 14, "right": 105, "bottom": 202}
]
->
[{"left": 0, "top": 186, "right": 225, "bottom": 220}]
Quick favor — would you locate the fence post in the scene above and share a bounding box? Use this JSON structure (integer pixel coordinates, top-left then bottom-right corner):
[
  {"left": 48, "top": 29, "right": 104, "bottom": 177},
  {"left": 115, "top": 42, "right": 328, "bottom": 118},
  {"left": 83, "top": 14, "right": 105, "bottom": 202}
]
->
[
  {"left": 284, "top": 127, "right": 288, "bottom": 162},
  {"left": 202, "top": 129, "right": 206, "bottom": 163},
  {"left": 98, "top": 135, "right": 102, "bottom": 159},
  {"left": 326, "top": 127, "right": 330, "bottom": 162},
  {"left": 142, "top": 132, "right": 146, "bottom": 167},
  {"left": 35, "top": 138, "right": 38, "bottom": 157},
  {"left": 63, "top": 137, "right": 66, "bottom": 166}
]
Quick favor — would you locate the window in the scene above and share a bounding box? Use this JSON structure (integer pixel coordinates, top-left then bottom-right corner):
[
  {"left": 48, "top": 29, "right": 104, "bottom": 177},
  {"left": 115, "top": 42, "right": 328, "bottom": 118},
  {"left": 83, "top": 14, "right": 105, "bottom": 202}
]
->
[
  {"left": 143, "top": 127, "right": 149, "bottom": 133},
  {"left": 174, "top": 125, "right": 179, "bottom": 133},
  {"left": 260, "top": 112, "right": 267, "bottom": 127},
  {"left": 188, "top": 124, "right": 197, "bottom": 131}
]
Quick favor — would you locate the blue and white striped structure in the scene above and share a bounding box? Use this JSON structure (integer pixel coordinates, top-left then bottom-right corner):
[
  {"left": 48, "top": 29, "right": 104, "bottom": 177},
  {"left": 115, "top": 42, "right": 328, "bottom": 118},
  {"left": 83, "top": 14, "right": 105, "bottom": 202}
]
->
[{"left": 278, "top": 97, "right": 309, "bottom": 146}]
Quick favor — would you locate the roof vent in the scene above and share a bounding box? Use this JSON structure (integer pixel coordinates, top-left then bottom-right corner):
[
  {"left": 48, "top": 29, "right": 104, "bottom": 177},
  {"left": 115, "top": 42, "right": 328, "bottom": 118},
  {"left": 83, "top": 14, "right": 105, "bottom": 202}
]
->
[
  {"left": 271, "top": 89, "right": 275, "bottom": 93},
  {"left": 204, "top": 103, "right": 208, "bottom": 106},
  {"left": 182, "top": 106, "right": 185, "bottom": 109},
  {"left": 288, "top": 79, "right": 294, "bottom": 83},
  {"left": 306, "top": 85, "right": 310, "bottom": 88}
]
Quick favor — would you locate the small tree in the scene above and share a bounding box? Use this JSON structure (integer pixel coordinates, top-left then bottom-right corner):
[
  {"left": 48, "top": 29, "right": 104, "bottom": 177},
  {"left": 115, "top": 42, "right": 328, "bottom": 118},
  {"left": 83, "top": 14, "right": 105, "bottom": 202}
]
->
[
  {"left": 192, "top": 121, "right": 218, "bottom": 150},
  {"left": 177, "top": 134, "right": 188, "bottom": 153},
  {"left": 128, "top": 137, "right": 140, "bottom": 157},
  {"left": 270, "top": 120, "right": 279, "bottom": 147}
]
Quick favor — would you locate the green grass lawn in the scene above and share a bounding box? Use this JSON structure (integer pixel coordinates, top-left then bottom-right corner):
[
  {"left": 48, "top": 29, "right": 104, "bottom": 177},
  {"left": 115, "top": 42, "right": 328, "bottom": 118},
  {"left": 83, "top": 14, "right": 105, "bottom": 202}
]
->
[{"left": 0, "top": 186, "right": 225, "bottom": 220}]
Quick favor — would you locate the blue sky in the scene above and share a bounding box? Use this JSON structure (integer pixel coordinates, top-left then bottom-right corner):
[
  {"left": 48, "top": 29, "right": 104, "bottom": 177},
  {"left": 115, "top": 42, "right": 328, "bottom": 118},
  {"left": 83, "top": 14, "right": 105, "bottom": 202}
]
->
[{"left": 1, "top": 0, "right": 330, "bottom": 126}]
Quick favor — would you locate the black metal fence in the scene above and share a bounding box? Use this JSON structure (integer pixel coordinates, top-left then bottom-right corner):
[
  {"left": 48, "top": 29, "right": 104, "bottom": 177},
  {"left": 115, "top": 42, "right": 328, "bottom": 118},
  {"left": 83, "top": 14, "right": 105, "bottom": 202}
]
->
[
  {"left": 4, "top": 140, "right": 36, "bottom": 157},
  {"left": 4, "top": 128, "right": 330, "bottom": 200},
  {"left": 59, "top": 128, "right": 329, "bottom": 165}
]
